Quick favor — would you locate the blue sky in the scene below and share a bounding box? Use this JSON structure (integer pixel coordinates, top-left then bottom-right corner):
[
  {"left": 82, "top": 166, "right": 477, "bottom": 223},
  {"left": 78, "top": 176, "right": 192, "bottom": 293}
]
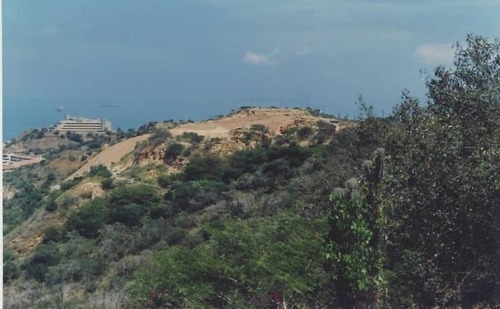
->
[{"left": 4, "top": 1, "right": 500, "bottom": 117}]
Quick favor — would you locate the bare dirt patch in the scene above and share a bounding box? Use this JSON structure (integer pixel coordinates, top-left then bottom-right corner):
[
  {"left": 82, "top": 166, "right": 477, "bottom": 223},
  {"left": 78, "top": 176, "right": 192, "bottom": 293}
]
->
[
  {"left": 168, "top": 108, "right": 338, "bottom": 138},
  {"left": 8, "top": 210, "right": 65, "bottom": 256},
  {"left": 68, "top": 134, "right": 151, "bottom": 180}
]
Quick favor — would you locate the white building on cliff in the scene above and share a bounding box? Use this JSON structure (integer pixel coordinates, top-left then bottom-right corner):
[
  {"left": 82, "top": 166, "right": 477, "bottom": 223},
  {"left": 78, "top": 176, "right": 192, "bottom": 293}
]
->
[{"left": 57, "top": 115, "right": 112, "bottom": 134}]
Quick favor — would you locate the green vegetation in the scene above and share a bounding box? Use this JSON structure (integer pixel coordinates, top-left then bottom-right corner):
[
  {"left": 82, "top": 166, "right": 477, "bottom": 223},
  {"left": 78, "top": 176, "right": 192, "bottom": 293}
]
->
[
  {"left": 88, "top": 164, "right": 112, "bottom": 178},
  {"left": 181, "top": 131, "right": 204, "bottom": 144},
  {"left": 164, "top": 143, "right": 184, "bottom": 161},
  {"left": 2, "top": 35, "right": 500, "bottom": 308}
]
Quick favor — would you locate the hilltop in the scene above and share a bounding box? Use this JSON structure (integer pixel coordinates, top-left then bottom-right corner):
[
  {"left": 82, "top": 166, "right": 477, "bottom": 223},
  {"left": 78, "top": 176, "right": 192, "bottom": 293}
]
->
[
  {"left": 168, "top": 107, "right": 340, "bottom": 138},
  {"left": 67, "top": 107, "right": 344, "bottom": 179}
]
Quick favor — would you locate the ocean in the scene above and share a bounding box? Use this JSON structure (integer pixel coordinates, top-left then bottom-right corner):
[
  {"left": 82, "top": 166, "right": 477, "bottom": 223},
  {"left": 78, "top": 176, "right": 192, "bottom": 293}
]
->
[{"left": 2, "top": 98, "right": 238, "bottom": 141}]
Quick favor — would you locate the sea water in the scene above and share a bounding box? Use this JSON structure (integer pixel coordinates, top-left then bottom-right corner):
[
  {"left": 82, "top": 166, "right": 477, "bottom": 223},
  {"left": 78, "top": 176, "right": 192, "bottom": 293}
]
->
[{"left": 3, "top": 98, "right": 235, "bottom": 141}]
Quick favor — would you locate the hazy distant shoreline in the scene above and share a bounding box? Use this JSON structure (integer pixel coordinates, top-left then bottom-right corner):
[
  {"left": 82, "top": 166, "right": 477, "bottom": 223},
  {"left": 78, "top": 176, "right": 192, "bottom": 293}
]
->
[{"left": 2, "top": 98, "right": 228, "bottom": 141}]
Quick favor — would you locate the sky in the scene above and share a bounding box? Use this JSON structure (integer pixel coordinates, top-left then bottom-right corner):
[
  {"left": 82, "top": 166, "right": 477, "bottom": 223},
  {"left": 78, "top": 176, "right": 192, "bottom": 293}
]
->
[{"left": 3, "top": 0, "right": 500, "bottom": 118}]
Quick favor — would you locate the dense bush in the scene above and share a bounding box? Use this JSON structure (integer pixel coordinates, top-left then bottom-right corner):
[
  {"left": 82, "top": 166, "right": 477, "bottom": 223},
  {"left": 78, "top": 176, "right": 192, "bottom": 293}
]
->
[
  {"left": 84, "top": 137, "right": 103, "bottom": 149},
  {"left": 182, "top": 156, "right": 222, "bottom": 181},
  {"left": 164, "top": 143, "right": 184, "bottom": 161},
  {"left": 89, "top": 164, "right": 112, "bottom": 178},
  {"left": 148, "top": 128, "right": 172, "bottom": 146},
  {"left": 109, "top": 184, "right": 161, "bottom": 208},
  {"left": 101, "top": 178, "right": 115, "bottom": 190},
  {"left": 42, "top": 225, "right": 63, "bottom": 243},
  {"left": 66, "top": 198, "right": 110, "bottom": 238},
  {"left": 3, "top": 249, "right": 20, "bottom": 283},
  {"left": 128, "top": 215, "right": 330, "bottom": 308},
  {"left": 66, "top": 132, "right": 83, "bottom": 143},
  {"left": 296, "top": 126, "right": 313, "bottom": 140},
  {"left": 150, "top": 203, "right": 174, "bottom": 219},
  {"left": 157, "top": 174, "right": 174, "bottom": 188},
  {"left": 110, "top": 203, "right": 146, "bottom": 226},
  {"left": 24, "top": 243, "right": 61, "bottom": 282},
  {"left": 181, "top": 132, "right": 204, "bottom": 144},
  {"left": 60, "top": 177, "right": 84, "bottom": 191}
]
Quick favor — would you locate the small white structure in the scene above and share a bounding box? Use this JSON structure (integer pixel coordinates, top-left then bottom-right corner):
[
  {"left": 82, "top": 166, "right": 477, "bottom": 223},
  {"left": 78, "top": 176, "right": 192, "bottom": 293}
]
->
[{"left": 3, "top": 153, "right": 44, "bottom": 170}]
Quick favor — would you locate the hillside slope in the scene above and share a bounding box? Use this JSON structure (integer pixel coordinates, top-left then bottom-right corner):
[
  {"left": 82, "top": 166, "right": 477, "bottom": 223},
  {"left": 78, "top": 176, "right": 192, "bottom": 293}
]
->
[{"left": 68, "top": 134, "right": 151, "bottom": 179}]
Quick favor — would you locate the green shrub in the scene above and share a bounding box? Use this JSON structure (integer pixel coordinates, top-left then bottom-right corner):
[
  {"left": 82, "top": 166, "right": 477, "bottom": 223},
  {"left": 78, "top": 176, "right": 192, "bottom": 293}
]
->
[
  {"left": 24, "top": 243, "right": 61, "bottom": 282},
  {"left": 89, "top": 164, "right": 112, "bottom": 178},
  {"left": 182, "top": 132, "right": 204, "bottom": 144},
  {"left": 66, "top": 132, "right": 83, "bottom": 143},
  {"left": 44, "top": 199, "right": 58, "bottom": 212},
  {"left": 61, "top": 196, "right": 79, "bottom": 209},
  {"left": 150, "top": 203, "right": 174, "bottom": 219},
  {"left": 3, "top": 260, "right": 19, "bottom": 283},
  {"left": 3, "top": 248, "right": 19, "bottom": 283},
  {"left": 66, "top": 198, "right": 110, "bottom": 238},
  {"left": 60, "top": 177, "right": 83, "bottom": 191},
  {"left": 85, "top": 137, "right": 103, "bottom": 149},
  {"left": 157, "top": 174, "right": 174, "bottom": 188},
  {"left": 110, "top": 203, "right": 146, "bottom": 226},
  {"left": 183, "top": 156, "right": 222, "bottom": 181},
  {"left": 42, "top": 225, "right": 63, "bottom": 243},
  {"left": 297, "top": 126, "right": 313, "bottom": 140},
  {"left": 165, "top": 143, "right": 184, "bottom": 161},
  {"left": 109, "top": 184, "right": 161, "bottom": 208},
  {"left": 46, "top": 173, "right": 57, "bottom": 183},
  {"left": 314, "top": 121, "right": 336, "bottom": 145},
  {"left": 148, "top": 128, "right": 172, "bottom": 147},
  {"left": 101, "top": 178, "right": 115, "bottom": 190},
  {"left": 166, "top": 180, "right": 226, "bottom": 213}
]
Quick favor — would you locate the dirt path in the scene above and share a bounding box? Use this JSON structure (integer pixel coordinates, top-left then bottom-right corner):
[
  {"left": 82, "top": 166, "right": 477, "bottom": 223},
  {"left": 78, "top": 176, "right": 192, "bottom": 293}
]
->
[{"left": 68, "top": 134, "right": 150, "bottom": 179}]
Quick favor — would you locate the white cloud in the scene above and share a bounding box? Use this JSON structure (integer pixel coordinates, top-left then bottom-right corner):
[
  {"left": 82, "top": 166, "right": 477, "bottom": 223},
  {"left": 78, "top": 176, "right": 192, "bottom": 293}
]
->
[
  {"left": 243, "top": 48, "right": 279, "bottom": 66},
  {"left": 414, "top": 43, "right": 454, "bottom": 65},
  {"left": 296, "top": 46, "right": 313, "bottom": 57}
]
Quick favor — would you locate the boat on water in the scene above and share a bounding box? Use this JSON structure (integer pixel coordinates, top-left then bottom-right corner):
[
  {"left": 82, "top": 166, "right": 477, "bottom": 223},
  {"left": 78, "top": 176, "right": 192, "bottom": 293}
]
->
[
  {"left": 57, "top": 105, "right": 64, "bottom": 112},
  {"left": 100, "top": 104, "right": 120, "bottom": 108}
]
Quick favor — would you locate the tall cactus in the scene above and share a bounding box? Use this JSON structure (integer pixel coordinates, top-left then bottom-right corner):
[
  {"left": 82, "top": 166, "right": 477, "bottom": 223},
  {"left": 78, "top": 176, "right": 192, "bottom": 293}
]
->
[
  {"left": 364, "top": 148, "right": 385, "bottom": 184},
  {"left": 327, "top": 148, "right": 386, "bottom": 308}
]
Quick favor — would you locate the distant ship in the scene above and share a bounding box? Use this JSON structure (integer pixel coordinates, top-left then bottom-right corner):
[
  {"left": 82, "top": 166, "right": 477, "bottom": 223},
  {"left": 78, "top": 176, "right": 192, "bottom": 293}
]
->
[
  {"left": 100, "top": 104, "right": 120, "bottom": 108},
  {"left": 57, "top": 105, "right": 64, "bottom": 112}
]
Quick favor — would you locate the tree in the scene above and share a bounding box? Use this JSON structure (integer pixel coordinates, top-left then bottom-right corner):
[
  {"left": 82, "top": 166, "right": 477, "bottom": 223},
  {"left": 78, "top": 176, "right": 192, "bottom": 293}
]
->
[
  {"left": 109, "top": 184, "right": 160, "bottom": 208},
  {"left": 164, "top": 143, "right": 184, "bottom": 162},
  {"left": 386, "top": 34, "right": 500, "bottom": 306},
  {"left": 66, "top": 198, "right": 110, "bottom": 238},
  {"left": 89, "top": 164, "right": 112, "bottom": 178}
]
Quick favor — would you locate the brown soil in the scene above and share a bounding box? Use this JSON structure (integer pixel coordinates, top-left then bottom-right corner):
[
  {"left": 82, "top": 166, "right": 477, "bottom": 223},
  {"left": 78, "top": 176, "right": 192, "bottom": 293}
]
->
[
  {"left": 49, "top": 149, "right": 87, "bottom": 176},
  {"left": 68, "top": 134, "right": 151, "bottom": 179},
  {"left": 8, "top": 210, "right": 65, "bottom": 255},
  {"left": 167, "top": 108, "right": 339, "bottom": 138},
  {"left": 7, "top": 180, "right": 105, "bottom": 256}
]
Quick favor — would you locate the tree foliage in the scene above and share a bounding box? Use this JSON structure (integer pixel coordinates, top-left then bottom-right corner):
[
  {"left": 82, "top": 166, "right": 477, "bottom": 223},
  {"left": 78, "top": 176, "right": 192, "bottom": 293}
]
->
[{"left": 385, "top": 34, "right": 500, "bottom": 306}]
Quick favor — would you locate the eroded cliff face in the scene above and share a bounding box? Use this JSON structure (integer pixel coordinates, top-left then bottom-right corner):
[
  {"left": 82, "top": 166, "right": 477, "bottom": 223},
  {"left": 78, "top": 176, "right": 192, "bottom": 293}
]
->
[
  {"left": 133, "top": 145, "right": 166, "bottom": 163},
  {"left": 131, "top": 127, "right": 272, "bottom": 170}
]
